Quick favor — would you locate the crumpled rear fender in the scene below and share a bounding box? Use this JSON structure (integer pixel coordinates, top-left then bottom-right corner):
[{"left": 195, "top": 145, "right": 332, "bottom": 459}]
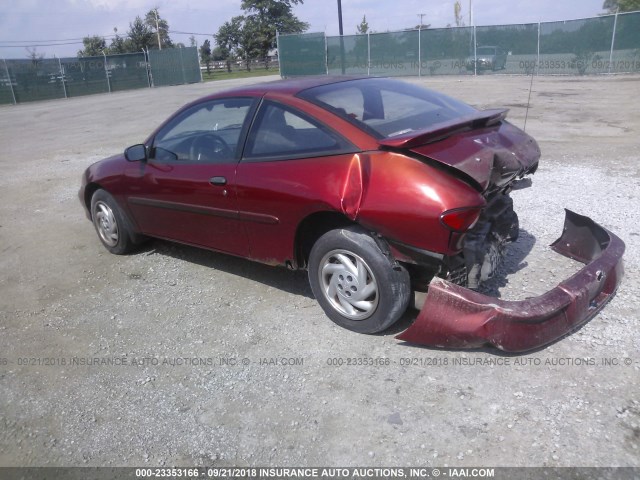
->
[{"left": 396, "top": 210, "right": 625, "bottom": 352}]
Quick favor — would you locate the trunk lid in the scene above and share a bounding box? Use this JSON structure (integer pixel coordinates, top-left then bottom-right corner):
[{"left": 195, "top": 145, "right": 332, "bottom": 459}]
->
[{"left": 379, "top": 109, "right": 540, "bottom": 192}]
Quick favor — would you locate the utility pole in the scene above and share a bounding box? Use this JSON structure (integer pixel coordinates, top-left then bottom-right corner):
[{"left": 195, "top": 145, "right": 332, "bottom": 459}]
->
[
  {"left": 154, "top": 8, "right": 162, "bottom": 50},
  {"left": 337, "top": 0, "right": 345, "bottom": 74},
  {"left": 417, "top": 13, "right": 426, "bottom": 29},
  {"left": 102, "top": 50, "right": 111, "bottom": 93},
  {"left": 469, "top": 0, "right": 472, "bottom": 26},
  {"left": 417, "top": 14, "right": 425, "bottom": 77}
]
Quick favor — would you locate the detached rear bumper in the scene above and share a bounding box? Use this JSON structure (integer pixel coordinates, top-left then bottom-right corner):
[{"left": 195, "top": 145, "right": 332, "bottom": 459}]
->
[{"left": 397, "top": 210, "right": 625, "bottom": 352}]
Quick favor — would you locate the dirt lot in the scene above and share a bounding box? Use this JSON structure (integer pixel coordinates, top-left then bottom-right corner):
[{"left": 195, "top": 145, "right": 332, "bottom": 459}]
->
[{"left": 0, "top": 74, "right": 638, "bottom": 468}]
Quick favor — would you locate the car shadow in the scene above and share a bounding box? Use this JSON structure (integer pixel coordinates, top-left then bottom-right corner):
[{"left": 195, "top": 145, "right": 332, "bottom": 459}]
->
[
  {"left": 140, "top": 240, "right": 315, "bottom": 299},
  {"left": 140, "top": 228, "right": 536, "bottom": 304},
  {"left": 392, "top": 227, "right": 600, "bottom": 355},
  {"left": 138, "top": 227, "right": 547, "bottom": 354},
  {"left": 384, "top": 228, "right": 538, "bottom": 338},
  {"left": 477, "top": 228, "right": 537, "bottom": 299}
]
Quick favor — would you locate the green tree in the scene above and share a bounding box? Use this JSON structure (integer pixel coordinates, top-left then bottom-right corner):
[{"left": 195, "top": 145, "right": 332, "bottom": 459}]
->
[
  {"left": 237, "top": 16, "right": 261, "bottom": 71},
  {"left": 215, "top": 16, "right": 244, "bottom": 72},
  {"left": 78, "top": 35, "right": 107, "bottom": 57},
  {"left": 356, "top": 15, "right": 369, "bottom": 34},
  {"left": 240, "top": 0, "right": 309, "bottom": 69},
  {"left": 603, "top": 0, "right": 640, "bottom": 12},
  {"left": 200, "top": 39, "right": 213, "bottom": 73},
  {"left": 26, "top": 47, "right": 44, "bottom": 65},
  {"left": 212, "top": 46, "right": 226, "bottom": 61},
  {"left": 126, "top": 16, "right": 155, "bottom": 52},
  {"left": 79, "top": 10, "right": 174, "bottom": 56},
  {"left": 109, "top": 27, "right": 127, "bottom": 54},
  {"left": 144, "top": 8, "right": 173, "bottom": 49}
]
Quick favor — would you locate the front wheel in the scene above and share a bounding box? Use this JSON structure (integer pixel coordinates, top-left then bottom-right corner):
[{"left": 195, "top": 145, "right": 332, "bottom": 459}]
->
[
  {"left": 91, "top": 189, "right": 137, "bottom": 255},
  {"left": 308, "top": 227, "right": 411, "bottom": 333}
]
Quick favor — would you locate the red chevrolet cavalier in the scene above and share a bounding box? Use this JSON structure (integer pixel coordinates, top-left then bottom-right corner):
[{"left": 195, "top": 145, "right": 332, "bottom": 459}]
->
[{"left": 80, "top": 77, "right": 624, "bottom": 351}]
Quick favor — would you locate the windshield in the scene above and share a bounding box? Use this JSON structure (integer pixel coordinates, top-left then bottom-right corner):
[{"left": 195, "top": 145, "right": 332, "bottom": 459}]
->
[{"left": 298, "top": 78, "right": 476, "bottom": 139}]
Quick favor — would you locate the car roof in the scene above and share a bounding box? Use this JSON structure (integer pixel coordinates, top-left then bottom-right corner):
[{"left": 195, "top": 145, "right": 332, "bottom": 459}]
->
[{"left": 201, "top": 76, "right": 368, "bottom": 100}]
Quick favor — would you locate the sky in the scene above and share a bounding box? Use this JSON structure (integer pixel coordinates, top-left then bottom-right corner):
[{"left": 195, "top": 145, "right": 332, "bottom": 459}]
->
[{"left": 0, "top": 0, "right": 609, "bottom": 59}]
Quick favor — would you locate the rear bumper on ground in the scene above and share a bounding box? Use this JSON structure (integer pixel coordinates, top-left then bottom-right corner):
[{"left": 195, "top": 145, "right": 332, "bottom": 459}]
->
[{"left": 396, "top": 210, "right": 625, "bottom": 352}]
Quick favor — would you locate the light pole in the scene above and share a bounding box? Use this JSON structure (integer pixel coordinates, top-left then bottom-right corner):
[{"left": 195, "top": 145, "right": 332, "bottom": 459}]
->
[
  {"left": 155, "top": 8, "right": 162, "bottom": 50},
  {"left": 2, "top": 58, "right": 16, "bottom": 104},
  {"left": 142, "top": 48, "right": 152, "bottom": 88},
  {"left": 102, "top": 50, "right": 111, "bottom": 93},
  {"left": 417, "top": 14, "right": 426, "bottom": 77},
  {"left": 337, "top": 0, "right": 345, "bottom": 74},
  {"left": 417, "top": 13, "right": 426, "bottom": 29}
]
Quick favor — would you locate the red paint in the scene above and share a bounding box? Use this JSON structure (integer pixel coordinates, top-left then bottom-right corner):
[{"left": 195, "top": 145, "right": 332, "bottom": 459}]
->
[
  {"left": 340, "top": 154, "right": 363, "bottom": 220},
  {"left": 396, "top": 211, "right": 625, "bottom": 352}
]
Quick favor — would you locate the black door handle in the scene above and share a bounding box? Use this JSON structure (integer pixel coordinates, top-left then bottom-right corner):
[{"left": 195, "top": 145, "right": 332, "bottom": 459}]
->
[{"left": 209, "top": 176, "right": 227, "bottom": 186}]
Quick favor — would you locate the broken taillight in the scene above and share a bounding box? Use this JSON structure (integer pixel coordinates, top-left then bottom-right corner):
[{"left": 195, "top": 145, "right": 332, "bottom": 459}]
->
[{"left": 440, "top": 207, "right": 483, "bottom": 232}]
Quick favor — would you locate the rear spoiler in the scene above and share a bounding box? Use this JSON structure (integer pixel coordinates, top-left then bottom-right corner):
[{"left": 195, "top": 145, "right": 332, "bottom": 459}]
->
[{"left": 378, "top": 108, "right": 509, "bottom": 149}]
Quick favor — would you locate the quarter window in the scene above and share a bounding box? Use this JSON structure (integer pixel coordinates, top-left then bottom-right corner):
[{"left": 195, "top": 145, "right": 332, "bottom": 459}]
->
[{"left": 243, "top": 102, "right": 357, "bottom": 161}]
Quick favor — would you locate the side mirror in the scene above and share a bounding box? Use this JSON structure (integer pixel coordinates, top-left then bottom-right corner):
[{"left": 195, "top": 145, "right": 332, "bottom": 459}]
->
[{"left": 124, "top": 144, "right": 147, "bottom": 162}]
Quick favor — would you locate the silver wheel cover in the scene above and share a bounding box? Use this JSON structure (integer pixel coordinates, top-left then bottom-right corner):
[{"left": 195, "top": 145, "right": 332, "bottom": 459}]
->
[
  {"left": 93, "top": 201, "right": 119, "bottom": 247},
  {"left": 318, "top": 249, "right": 379, "bottom": 320}
]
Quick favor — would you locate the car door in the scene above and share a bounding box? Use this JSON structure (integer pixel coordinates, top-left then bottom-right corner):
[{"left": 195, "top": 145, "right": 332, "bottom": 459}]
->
[
  {"left": 235, "top": 100, "right": 361, "bottom": 264},
  {"left": 124, "top": 97, "right": 256, "bottom": 256}
]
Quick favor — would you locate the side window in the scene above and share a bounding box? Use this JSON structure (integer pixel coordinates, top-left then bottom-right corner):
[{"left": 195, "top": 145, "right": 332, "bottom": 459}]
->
[
  {"left": 152, "top": 98, "right": 253, "bottom": 163},
  {"left": 243, "top": 102, "right": 357, "bottom": 161}
]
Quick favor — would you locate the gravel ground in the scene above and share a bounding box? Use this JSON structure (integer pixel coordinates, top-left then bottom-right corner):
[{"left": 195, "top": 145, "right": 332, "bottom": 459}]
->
[{"left": 0, "top": 74, "right": 638, "bottom": 468}]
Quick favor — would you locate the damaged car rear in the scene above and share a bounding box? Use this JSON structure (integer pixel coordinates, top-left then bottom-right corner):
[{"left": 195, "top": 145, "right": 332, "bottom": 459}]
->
[{"left": 80, "top": 76, "right": 624, "bottom": 352}]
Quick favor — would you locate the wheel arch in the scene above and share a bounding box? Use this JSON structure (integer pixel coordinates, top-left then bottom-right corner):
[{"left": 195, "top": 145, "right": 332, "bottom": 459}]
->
[
  {"left": 84, "top": 182, "right": 103, "bottom": 218},
  {"left": 306, "top": 222, "right": 412, "bottom": 333},
  {"left": 86, "top": 185, "right": 145, "bottom": 246},
  {"left": 294, "top": 211, "right": 357, "bottom": 269}
]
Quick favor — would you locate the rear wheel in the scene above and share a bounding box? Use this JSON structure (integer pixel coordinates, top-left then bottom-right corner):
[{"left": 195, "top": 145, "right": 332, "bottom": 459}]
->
[
  {"left": 308, "top": 227, "right": 410, "bottom": 333},
  {"left": 91, "top": 189, "right": 137, "bottom": 255}
]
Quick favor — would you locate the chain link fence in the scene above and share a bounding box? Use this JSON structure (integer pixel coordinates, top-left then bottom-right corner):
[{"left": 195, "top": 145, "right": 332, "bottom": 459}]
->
[
  {"left": 0, "top": 46, "right": 201, "bottom": 105},
  {"left": 278, "top": 11, "right": 640, "bottom": 78}
]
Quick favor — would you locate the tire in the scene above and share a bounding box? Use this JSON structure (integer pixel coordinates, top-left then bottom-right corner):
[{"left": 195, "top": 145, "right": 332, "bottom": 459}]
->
[
  {"left": 308, "top": 226, "right": 411, "bottom": 333},
  {"left": 90, "top": 189, "right": 137, "bottom": 255}
]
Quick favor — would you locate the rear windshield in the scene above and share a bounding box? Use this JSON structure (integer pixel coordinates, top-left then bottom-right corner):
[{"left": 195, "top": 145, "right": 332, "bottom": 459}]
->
[{"left": 298, "top": 78, "right": 476, "bottom": 139}]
